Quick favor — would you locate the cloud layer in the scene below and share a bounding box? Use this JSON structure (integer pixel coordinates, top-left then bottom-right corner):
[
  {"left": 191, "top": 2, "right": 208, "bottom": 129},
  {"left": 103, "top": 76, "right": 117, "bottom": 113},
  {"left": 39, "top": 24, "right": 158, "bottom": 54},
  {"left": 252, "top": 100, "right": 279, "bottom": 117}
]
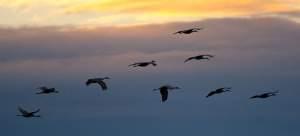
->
[
  {"left": 0, "top": 0, "right": 300, "bottom": 26},
  {"left": 1, "top": 17, "right": 300, "bottom": 78}
]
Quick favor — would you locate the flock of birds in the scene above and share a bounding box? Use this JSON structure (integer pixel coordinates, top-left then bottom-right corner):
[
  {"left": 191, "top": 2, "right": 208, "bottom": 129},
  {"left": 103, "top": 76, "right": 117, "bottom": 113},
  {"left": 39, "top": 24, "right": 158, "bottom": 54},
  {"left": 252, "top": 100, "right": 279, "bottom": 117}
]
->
[{"left": 17, "top": 27, "right": 279, "bottom": 118}]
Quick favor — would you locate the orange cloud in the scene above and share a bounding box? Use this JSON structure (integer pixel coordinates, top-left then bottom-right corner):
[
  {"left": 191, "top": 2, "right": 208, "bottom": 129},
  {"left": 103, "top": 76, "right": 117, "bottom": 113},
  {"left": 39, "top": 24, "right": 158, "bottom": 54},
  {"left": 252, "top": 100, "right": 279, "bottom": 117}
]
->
[
  {"left": 61, "top": 0, "right": 300, "bottom": 26},
  {"left": 65, "top": 0, "right": 296, "bottom": 15},
  {"left": 0, "top": 0, "right": 299, "bottom": 26}
]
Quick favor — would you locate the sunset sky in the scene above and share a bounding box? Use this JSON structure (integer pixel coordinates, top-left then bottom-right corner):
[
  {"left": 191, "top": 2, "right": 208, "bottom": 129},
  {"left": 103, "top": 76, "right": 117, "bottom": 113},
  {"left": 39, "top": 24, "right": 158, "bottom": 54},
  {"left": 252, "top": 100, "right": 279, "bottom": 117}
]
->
[
  {"left": 0, "top": 1, "right": 300, "bottom": 136},
  {"left": 0, "top": 0, "right": 300, "bottom": 26}
]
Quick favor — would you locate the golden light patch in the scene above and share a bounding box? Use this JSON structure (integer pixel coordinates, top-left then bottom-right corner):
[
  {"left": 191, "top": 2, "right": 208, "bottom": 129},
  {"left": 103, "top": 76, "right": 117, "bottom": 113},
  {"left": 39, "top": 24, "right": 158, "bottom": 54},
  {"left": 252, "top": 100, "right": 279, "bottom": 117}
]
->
[
  {"left": 64, "top": 0, "right": 295, "bottom": 14},
  {"left": 0, "top": 0, "right": 299, "bottom": 26}
]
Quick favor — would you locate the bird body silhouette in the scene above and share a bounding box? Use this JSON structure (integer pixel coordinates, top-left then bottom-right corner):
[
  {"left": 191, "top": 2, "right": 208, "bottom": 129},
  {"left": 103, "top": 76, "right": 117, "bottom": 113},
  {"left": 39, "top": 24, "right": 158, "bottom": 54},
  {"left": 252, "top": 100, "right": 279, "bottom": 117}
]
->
[
  {"left": 185, "top": 55, "right": 214, "bottom": 63},
  {"left": 206, "top": 87, "right": 231, "bottom": 98},
  {"left": 250, "top": 91, "right": 278, "bottom": 99},
  {"left": 154, "top": 85, "right": 180, "bottom": 102},
  {"left": 129, "top": 60, "right": 157, "bottom": 67},
  {"left": 36, "top": 86, "right": 58, "bottom": 94},
  {"left": 86, "top": 77, "right": 110, "bottom": 90},
  {"left": 17, "top": 107, "right": 41, "bottom": 118},
  {"left": 174, "top": 28, "right": 203, "bottom": 34}
]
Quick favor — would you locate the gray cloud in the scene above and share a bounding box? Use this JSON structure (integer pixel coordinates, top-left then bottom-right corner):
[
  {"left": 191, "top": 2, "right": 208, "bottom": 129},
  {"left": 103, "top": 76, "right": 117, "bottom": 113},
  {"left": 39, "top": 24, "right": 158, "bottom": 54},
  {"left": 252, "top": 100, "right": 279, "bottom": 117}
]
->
[
  {"left": 1, "top": 17, "right": 299, "bottom": 63},
  {"left": 275, "top": 10, "right": 300, "bottom": 18},
  {"left": 0, "top": 17, "right": 300, "bottom": 78}
]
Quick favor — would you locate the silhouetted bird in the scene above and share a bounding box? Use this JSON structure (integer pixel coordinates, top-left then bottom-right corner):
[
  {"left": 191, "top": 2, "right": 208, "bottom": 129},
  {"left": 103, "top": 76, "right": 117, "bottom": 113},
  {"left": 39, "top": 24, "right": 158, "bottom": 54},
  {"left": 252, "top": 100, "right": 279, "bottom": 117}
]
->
[
  {"left": 129, "top": 60, "right": 157, "bottom": 67},
  {"left": 36, "top": 86, "right": 58, "bottom": 94},
  {"left": 17, "top": 107, "right": 41, "bottom": 118},
  {"left": 174, "top": 28, "right": 203, "bottom": 34},
  {"left": 153, "top": 85, "right": 180, "bottom": 102},
  {"left": 86, "top": 77, "right": 110, "bottom": 90},
  {"left": 185, "top": 54, "right": 214, "bottom": 63},
  {"left": 250, "top": 91, "right": 279, "bottom": 99},
  {"left": 206, "top": 87, "right": 231, "bottom": 98}
]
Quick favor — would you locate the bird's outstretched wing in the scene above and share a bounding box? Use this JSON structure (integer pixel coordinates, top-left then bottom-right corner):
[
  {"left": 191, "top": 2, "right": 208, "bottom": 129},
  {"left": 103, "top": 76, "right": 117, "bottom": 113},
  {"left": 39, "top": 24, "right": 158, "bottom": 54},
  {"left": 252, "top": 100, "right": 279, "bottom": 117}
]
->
[
  {"left": 18, "top": 107, "right": 29, "bottom": 115},
  {"left": 160, "top": 89, "right": 168, "bottom": 102},
  {"left": 184, "top": 57, "right": 195, "bottom": 63},
  {"left": 97, "top": 81, "right": 108, "bottom": 90}
]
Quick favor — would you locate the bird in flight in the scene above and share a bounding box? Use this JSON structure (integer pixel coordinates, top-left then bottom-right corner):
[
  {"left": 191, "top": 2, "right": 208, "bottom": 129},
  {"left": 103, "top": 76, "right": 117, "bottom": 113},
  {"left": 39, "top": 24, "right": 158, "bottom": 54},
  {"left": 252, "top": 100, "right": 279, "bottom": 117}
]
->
[
  {"left": 174, "top": 28, "right": 203, "bottom": 34},
  {"left": 129, "top": 60, "right": 157, "bottom": 67},
  {"left": 153, "top": 85, "right": 180, "bottom": 102},
  {"left": 184, "top": 54, "right": 214, "bottom": 63},
  {"left": 17, "top": 107, "right": 41, "bottom": 118},
  {"left": 86, "top": 77, "right": 110, "bottom": 91},
  {"left": 250, "top": 91, "right": 279, "bottom": 99},
  {"left": 206, "top": 87, "right": 232, "bottom": 98},
  {"left": 36, "top": 86, "right": 59, "bottom": 94}
]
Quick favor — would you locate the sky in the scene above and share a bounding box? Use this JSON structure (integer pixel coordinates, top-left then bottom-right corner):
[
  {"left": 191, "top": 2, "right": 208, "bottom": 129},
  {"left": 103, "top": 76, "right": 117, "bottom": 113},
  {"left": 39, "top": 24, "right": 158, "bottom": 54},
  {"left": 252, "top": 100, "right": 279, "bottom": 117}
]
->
[
  {"left": 0, "top": 0, "right": 300, "bottom": 27},
  {"left": 0, "top": 1, "right": 300, "bottom": 136}
]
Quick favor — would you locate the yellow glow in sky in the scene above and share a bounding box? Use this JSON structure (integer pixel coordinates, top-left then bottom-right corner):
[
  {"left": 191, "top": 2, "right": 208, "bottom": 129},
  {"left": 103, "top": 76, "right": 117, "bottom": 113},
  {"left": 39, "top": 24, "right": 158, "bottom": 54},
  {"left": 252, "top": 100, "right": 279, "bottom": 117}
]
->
[{"left": 0, "top": 0, "right": 299, "bottom": 27}]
